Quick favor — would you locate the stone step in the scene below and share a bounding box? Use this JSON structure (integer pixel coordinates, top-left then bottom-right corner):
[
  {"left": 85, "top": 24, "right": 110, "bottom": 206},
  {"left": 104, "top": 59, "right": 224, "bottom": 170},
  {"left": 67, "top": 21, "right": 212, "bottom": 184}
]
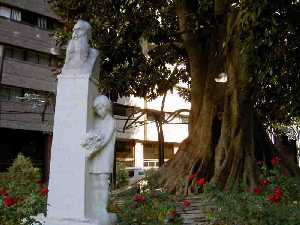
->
[{"left": 176, "top": 195, "right": 214, "bottom": 225}]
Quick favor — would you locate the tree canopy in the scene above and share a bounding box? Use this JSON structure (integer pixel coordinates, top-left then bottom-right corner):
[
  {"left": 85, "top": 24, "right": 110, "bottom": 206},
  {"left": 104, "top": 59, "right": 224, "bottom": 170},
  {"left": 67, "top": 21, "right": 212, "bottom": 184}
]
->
[
  {"left": 50, "top": 0, "right": 300, "bottom": 126},
  {"left": 49, "top": 0, "right": 300, "bottom": 191}
]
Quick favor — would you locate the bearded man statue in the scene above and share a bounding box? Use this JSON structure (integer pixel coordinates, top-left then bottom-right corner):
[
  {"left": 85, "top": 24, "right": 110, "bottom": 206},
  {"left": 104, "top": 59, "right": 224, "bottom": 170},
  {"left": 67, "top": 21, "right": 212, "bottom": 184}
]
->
[{"left": 61, "top": 19, "right": 99, "bottom": 75}]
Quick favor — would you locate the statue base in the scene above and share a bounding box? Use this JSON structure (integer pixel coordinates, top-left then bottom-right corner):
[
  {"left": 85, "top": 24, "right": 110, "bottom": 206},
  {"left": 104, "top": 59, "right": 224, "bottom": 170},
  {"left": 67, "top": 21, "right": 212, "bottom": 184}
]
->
[{"left": 34, "top": 213, "right": 117, "bottom": 225}]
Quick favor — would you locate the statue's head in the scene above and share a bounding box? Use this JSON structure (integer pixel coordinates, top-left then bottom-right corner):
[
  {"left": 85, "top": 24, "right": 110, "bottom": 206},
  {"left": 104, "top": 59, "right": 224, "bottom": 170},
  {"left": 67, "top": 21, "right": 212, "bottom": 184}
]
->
[
  {"left": 93, "top": 95, "right": 112, "bottom": 118},
  {"left": 72, "top": 19, "right": 92, "bottom": 41}
]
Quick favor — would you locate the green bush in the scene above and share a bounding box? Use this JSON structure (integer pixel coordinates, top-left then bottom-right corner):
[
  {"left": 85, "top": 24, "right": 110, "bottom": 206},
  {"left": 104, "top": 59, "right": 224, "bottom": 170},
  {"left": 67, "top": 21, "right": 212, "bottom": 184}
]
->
[
  {"left": 142, "top": 168, "right": 160, "bottom": 192},
  {"left": 0, "top": 154, "right": 47, "bottom": 225},
  {"left": 204, "top": 157, "right": 300, "bottom": 225},
  {"left": 117, "top": 190, "right": 182, "bottom": 225},
  {"left": 116, "top": 162, "right": 129, "bottom": 189},
  {"left": 114, "top": 168, "right": 182, "bottom": 224}
]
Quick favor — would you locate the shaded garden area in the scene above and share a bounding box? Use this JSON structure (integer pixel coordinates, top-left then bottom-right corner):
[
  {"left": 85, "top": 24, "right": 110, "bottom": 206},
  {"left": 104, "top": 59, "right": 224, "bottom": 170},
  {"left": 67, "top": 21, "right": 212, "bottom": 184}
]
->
[{"left": 1, "top": 0, "right": 300, "bottom": 224}]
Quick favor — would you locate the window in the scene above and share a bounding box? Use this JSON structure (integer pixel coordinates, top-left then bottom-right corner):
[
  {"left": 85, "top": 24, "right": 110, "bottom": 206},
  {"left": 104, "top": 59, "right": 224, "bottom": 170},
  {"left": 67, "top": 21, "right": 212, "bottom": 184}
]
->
[
  {"left": 4, "top": 46, "right": 13, "bottom": 58},
  {"left": 4, "top": 46, "right": 24, "bottom": 60},
  {"left": 21, "top": 10, "right": 37, "bottom": 25},
  {"left": 0, "top": 87, "right": 23, "bottom": 101},
  {"left": 37, "top": 17, "right": 47, "bottom": 29},
  {"left": 115, "top": 141, "right": 134, "bottom": 167},
  {"left": 4, "top": 45, "right": 56, "bottom": 67},
  {"left": 179, "top": 115, "right": 189, "bottom": 124},
  {"left": 26, "top": 51, "right": 38, "bottom": 64},
  {"left": 0, "top": 87, "right": 10, "bottom": 100},
  {"left": 10, "top": 9, "right": 21, "bottom": 21},
  {"left": 144, "top": 160, "right": 159, "bottom": 168},
  {"left": 0, "top": 6, "right": 11, "bottom": 18},
  {"left": 38, "top": 53, "right": 50, "bottom": 66},
  {"left": 113, "top": 104, "right": 135, "bottom": 116}
]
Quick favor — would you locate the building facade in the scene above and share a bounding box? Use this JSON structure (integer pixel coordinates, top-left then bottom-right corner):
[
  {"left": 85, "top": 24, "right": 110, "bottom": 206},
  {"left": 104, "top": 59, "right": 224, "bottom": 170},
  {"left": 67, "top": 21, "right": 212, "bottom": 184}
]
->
[
  {"left": 0, "top": 0, "right": 60, "bottom": 179},
  {"left": 114, "top": 90, "right": 190, "bottom": 171}
]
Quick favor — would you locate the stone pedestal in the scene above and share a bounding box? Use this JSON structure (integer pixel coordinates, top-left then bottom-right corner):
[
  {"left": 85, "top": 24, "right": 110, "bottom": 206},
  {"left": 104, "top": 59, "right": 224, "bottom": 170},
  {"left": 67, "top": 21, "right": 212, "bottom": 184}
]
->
[{"left": 45, "top": 73, "right": 101, "bottom": 225}]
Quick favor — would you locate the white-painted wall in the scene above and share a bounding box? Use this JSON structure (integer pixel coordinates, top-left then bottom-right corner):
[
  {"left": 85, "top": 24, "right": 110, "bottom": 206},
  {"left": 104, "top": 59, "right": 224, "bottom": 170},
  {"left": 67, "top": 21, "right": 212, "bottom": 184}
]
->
[{"left": 115, "top": 88, "right": 190, "bottom": 144}]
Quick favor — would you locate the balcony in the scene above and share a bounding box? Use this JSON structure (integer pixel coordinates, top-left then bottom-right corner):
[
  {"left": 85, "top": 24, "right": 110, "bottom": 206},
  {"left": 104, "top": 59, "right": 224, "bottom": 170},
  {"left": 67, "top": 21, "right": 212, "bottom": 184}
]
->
[
  {"left": 1, "top": 57, "right": 57, "bottom": 92},
  {"left": 0, "top": 17, "right": 56, "bottom": 54},
  {"left": 0, "top": 0, "right": 58, "bottom": 19}
]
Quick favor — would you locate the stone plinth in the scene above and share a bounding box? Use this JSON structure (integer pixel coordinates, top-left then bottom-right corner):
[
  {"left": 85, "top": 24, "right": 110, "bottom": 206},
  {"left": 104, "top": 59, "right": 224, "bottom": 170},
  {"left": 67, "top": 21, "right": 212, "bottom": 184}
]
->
[{"left": 46, "top": 73, "right": 99, "bottom": 224}]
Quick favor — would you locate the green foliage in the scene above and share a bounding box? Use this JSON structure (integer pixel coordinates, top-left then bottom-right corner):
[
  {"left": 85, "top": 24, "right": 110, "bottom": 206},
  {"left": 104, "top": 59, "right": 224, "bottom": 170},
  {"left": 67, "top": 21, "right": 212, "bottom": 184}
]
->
[
  {"left": 204, "top": 160, "right": 300, "bottom": 225},
  {"left": 48, "top": 0, "right": 300, "bottom": 124},
  {"left": 235, "top": 0, "right": 300, "bottom": 124},
  {"left": 0, "top": 154, "right": 47, "bottom": 225},
  {"left": 116, "top": 162, "right": 129, "bottom": 189},
  {"left": 117, "top": 190, "right": 182, "bottom": 225},
  {"left": 139, "top": 168, "right": 160, "bottom": 192},
  {"left": 49, "top": 0, "right": 187, "bottom": 100},
  {"left": 112, "top": 168, "right": 182, "bottom": 224}
]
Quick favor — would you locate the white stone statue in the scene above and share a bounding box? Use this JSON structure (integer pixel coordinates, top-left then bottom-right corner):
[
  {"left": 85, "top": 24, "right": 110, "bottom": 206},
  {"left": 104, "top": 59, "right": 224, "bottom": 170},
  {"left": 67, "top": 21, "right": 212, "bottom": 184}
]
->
[
  {"left": 61, "top": 19, "right": 99, "bottom": 75},
  {"left": 81, "top": 95, "right": 116, "bottom": 224}
]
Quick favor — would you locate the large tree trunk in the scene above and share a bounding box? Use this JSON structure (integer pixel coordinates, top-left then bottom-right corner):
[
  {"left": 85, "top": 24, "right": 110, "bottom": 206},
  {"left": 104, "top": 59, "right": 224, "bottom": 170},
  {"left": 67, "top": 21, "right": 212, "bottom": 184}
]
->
[{"left": 159, "top": 0, "right": 299, "bottom": 194}]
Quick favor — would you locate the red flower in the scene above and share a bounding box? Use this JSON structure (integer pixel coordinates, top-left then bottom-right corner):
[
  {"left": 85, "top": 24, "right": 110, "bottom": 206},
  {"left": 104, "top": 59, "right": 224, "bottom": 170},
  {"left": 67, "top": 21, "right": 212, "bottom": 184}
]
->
[
  {"left": 273, "top": 187, "right": 283, "bottom": 197},
  {"left": 259, "top": 179, "right": 270, "bottom": 187},
  {"left": 271, "top": 156, "right": 280, "bottom": 166},
  {"left": 182, "top": 199, "right": 191, "bottom": 208},
  {"left": 3, "top": 196, "right": 17, "bottom": 207},
  {"left": 253, "top": 187, "right": 262, "bottom": 195},
  {"left": 169, "top": 209, "right": 177, "bottom": 218},
  {"left": 40, "top": 188, "right": 49, "bottom": 197},
  {"left": 188, "top": 174, "right": 196, "bottom": 182},
  {"left": 0, "top": 189, "right": 8, "bottom": 196},
  {"left": 196, "top": 178, "right": 205, "bottom": 186},
  {"left": 267, "top": 187, "right": 283, "bottom": 204},
  {"left": 133, "top": 194, "right": 145, "bottom": 203}
]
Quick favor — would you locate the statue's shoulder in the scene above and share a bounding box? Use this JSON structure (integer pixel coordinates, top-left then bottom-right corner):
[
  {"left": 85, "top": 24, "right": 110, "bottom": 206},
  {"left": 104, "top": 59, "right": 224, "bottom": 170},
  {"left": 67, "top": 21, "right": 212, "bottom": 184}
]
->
[{"left": 89, "top": 48, "right": 99, "bottom": 59}]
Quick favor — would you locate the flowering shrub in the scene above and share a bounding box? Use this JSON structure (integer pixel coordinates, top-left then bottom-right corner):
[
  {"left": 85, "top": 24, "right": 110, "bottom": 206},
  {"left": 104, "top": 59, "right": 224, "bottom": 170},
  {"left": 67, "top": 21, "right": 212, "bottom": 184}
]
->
[
  {"left": 0, "top": 154, "right": 47, "bottom": 225},
  {"left": 113, "top": 169, "right": 182, "bottom": 225},
  {"left": 116, "top": 190, "right": 182, "bottom": 225},
  {"left": 204, "top": 157, "right": 300, "bottom": 225}
]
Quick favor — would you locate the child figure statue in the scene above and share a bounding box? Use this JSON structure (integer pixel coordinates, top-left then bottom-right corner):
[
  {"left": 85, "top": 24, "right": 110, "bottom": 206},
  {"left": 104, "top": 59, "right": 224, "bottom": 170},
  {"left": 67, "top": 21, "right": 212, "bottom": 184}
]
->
[{"left": 81, "top": 95, "right": 116, "bottom": 225}]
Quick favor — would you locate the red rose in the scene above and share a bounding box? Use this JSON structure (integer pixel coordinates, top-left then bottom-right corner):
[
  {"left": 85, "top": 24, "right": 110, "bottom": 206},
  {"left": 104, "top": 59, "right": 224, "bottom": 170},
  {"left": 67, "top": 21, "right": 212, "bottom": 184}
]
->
[
  {"left": 0, "top": 189, "right": 8, "bottom": 196},
  {"left": 271, "top": 156, "right": 280, "bottom": 166},
  {"left": 3, "top": 196, "right": 17, "bottom": 207},
  {"left": 188, "top": 174, "right": 196, "bottom": 182},
  {"left": 40, "top": 188, "right": 49, "bottom": 197},
  {"left": 259, "top": 179, "right": 270, "bottom": 187},
  {"left": 169, "top": 209, "right": 177, "bottom": 218},
  {"left": 196, "top": 178, "right": 205, "bottom": 186},
  {"left": 182, "top": 199, "right": 191, "bottom": 208},
  {"left": 267, "top": 193, "right": 281, "bottom": 203},
  {"left": 267, "top": 187, "right": 283, "bottom": 203},
  {"left": 253, "top": 187, "right": 262, "bottom": 195},
  {"left": 273, "top": 187, "right": 283, "bottom": 197},
  {"left": 133, "top": 194, "right": 145, "bottom": 203}
]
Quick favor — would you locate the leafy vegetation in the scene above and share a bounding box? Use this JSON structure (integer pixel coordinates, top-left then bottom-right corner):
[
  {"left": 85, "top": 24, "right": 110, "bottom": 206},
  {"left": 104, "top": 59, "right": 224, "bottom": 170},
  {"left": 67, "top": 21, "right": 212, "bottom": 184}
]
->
[
  {"left": 0, "top": 154, "right": 47, "bottom": 225},
  {"left": 116, "top": 162, "right": 129, "bottom": 189},
  {"left": 48, "top": 0, "right": 300, "bottom": 191},
  {"left": 204, "top": 157, "right": 300, "bottom": 225},
  {"left": 111, "top": 169, "right": 183, "bottom": 225}
]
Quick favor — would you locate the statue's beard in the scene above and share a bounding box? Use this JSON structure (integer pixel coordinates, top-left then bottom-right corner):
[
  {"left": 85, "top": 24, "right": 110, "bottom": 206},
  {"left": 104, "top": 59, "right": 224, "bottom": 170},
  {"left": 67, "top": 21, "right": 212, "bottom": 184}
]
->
[{"left": 73, "top": 36, "right": 89, "bottom": 62}]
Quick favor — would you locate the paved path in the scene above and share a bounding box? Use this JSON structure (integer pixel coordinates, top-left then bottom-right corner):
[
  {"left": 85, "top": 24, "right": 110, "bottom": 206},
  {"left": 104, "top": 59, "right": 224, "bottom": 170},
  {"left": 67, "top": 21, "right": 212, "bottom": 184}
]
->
[{"left": 177, "top": 195, "right": 215, "bottom": 225}]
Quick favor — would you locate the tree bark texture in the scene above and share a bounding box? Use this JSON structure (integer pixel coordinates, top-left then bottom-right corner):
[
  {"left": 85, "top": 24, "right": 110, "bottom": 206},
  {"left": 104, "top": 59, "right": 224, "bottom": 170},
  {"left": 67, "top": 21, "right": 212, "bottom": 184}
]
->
[{"left": 159, "top": 0, "right": 300, "bottom": 194}]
